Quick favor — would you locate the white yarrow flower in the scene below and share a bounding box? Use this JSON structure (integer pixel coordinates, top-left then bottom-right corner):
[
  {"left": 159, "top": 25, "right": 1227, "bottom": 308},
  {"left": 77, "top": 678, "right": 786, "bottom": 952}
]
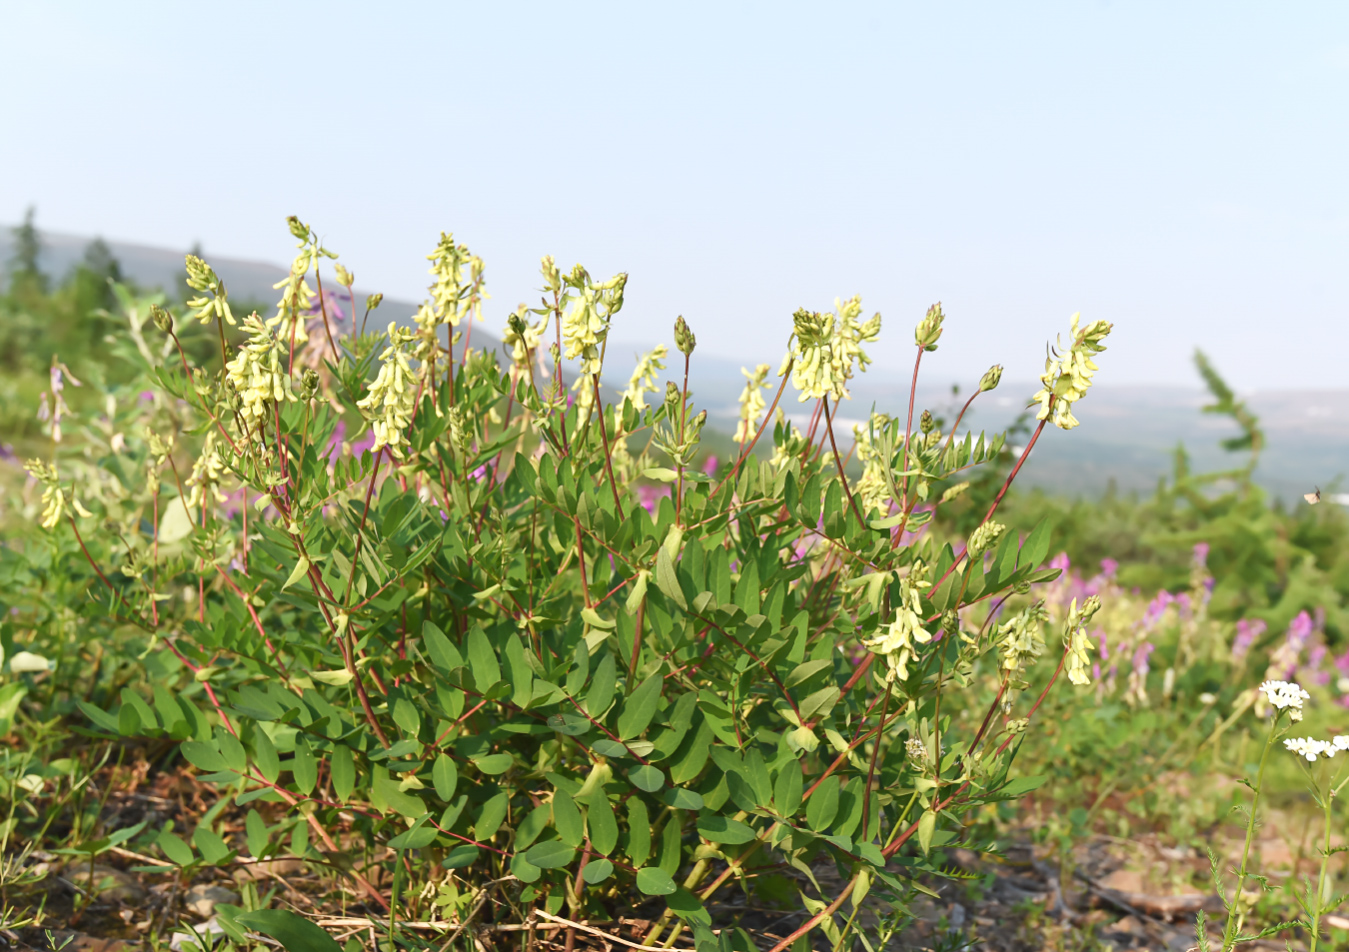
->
[
  {"left": 1259, "top": 679, "right": 1310, "bottom": 711},
  {"left": 1285, "top": 736, "right": 1336, "bottom": 762}
]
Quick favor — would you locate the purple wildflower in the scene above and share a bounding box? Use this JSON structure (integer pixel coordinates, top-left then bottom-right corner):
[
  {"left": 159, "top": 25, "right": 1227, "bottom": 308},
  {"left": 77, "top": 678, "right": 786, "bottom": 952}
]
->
[
  {"left": 1192, "top": 542, "right": 1210, "bottom": 568},
  {"left": 1099, "top": 558, "right": 1119, "bottom": 578},
  {"left": 1141, "top": 591, "right": 1175, "bottom": 631},
  {"left": 702, "top": 455, "right": 719, "bottom": 476},
  {"left": 1304, "top": 644, "right": 1331, "bottom": 686},
  {"left": 326, "top": 420, "right": 348, "bottom": 462},
  {"left": 1232, "top": 618, "right": 1265, "bottom": 661},
  {"left": 1132, "top": 642, "right": 1156, "bottom": 678},
  {"left": 350, "top": 429, "right": 377, "bottom": 457},
  {"left": 636, "top": 484, "right": 671, "bottom": 516},
  {"left": 1286, "top": 611, "right": 1313, "bottom": 653},
  {"left": 304, "top": 289, "right": 346, "bottom": 325}
]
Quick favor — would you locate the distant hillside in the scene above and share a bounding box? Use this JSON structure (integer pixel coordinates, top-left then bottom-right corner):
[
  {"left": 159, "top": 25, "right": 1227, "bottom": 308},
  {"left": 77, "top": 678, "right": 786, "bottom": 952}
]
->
[
  {"left": 0, "top": 227, "right": 426, "bottom": 329},
  {"left": 4, "top": 227, "right": 1343, "bottom": 503},
  {"left": 609, "top": 345, "right": 1349, "bottom": 504}
]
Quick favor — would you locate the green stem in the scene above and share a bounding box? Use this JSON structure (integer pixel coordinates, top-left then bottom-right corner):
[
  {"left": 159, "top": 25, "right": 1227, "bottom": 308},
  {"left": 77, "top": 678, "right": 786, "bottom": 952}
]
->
[
  {"left": 1223, "top": 717, "right": 1278, "bottom": 951},
  {"left": 1309, "top": 780, "right": 1334, "bottom": 952},
  {"left": 388, "top": 848, "right": 401, "bottom": 952}
]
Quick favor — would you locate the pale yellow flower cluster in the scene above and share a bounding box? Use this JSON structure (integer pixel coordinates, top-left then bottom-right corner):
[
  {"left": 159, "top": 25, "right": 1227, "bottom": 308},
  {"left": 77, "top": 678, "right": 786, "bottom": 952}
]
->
[
  {"left": 427, "top": 233, "right": 486, "bottom": 330},
  {"left": 272, "top": 256, "right": 316, "bottom": 347},
  {"left": 559, "top": 270, "right": 626, "bottom": 425},
  {"left": 779, "top": 296, "right": 881, "bottom": 403},
  {"left": 622, "top": 345, "right": 668, "bottom": 412},
  {"left": 226, "top": 313, "right": 296, "bottom": 432},
  {"left": 23, "top": 459, "right": 89, "bottom": 529},
  {"left": 850, "top": 414, "right": 893, "bottom": 515},
  {"left": 185, "top": 433, "right": 227, "bottom": 509},
  {"left": 769, "top": 409, "right": 806, "bottom": 469},
  {"left": 503, "top": 307, "right": 546, "bottom": 372},
  {"left": 356, "top": 323, "right": 418, "bottom": 458},
  {"left": 185, "top": 255, "right": 235, "bottom": 326},
  {"left": 863, "top": 575, "right": 933, "bottom": 683},
  {"left": 24, "top": 459, "right": 64, "bottom": 529},
  {"left": 1031, "top": 313, "right": 1113, "bottom": 430},
  {"left": 734, "top": 364, "right": 771, "bottom": 445},
  {"left": 999, "top": 602, "right": 1049, "bottom": 677},
  {"left": 561, "top": 286, "right": 611, "bottom": 376},
  {"left": 1063, "top": 595, "right": 1103, "bottom": 686}
]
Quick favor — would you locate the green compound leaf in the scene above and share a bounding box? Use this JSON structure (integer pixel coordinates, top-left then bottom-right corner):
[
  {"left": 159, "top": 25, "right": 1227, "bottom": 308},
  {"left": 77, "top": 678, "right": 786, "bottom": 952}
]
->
[
  {"left": 526, "top": 839, "right": 576, "bottom": 869},
  {"left": 662, "top": 787, "right": 704, "bottom": 811},
  {"left": 628, "top": 765, "right": 665, "bottom": 793},
  {"left": 432, "top": 754, "right": 458, "bottom": 801},
  {"left": 157, "top": 829, "right": 195, "bottom": 867},
  {"left": 373, "top": 770, "right": 426, "bottom": 818},
  {"left": 472, "top": 753, "right": 514, "bottom": 775},
  {"left": 443, "top": 843, "right": 480, "bottom": 868},
  {"left": 234, "top": 909, "right": 341, "bottom": 952},
  {"left": 696, "top": 816, "right": 756, "bottom": 844},
  {"left": 582, "top": 857, "right": 615, "bottom": 884},
  {"left": 617, "top": 674, "right": 663, "bottom": 740},
  {"left": 291, "top": 738, "right": 317, "bottom": 796},
  {"left": 654, "top": 545, "right": 687, "bottom": 610},
  {"left": 636, "top": 866, "right": 677, "bottom": 896},
  {"left": 388, "top": 822, "right": 438, "bottom": 851}
]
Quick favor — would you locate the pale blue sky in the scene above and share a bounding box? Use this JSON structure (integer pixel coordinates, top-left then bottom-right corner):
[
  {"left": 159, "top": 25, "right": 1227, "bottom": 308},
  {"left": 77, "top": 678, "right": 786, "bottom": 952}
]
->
[{"left": 2, "top": 2, "right": 1346, "bottom": 390}]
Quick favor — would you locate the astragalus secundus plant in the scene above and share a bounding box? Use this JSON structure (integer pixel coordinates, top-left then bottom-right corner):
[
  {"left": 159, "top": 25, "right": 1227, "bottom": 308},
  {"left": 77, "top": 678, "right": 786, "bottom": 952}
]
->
[{"left": 23, "top": 213, "right": 1121, "bottom": 952}]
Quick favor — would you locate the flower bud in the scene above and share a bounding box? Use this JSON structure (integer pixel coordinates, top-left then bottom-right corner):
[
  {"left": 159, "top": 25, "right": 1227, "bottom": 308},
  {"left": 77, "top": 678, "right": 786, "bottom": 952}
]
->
[
  {"left": 941, "top": 610, "right": 959, "bottom": 637},
  {"left": 365, "top": 292, "right": 383, "bottom": 312},
  {"left": 915, "top": 302, "right": 945, "bottom": 351},
  {"left": 540, "top": 255, "right": 561, "bottom": 292},
  {"left": 1013, "top": 579, "right": 1032, "bottom": 595},
  {"left": 300, "top": 368, "right": 320, "bottom": 401},
  {"left": 334, "top": 263, "right": 354, "bottom": 287},
  {"left": 979, "top": 364, "right": 1003, "bottom": 393},
  {"left": 287, "top": 215, "right": 309, "bottom": 242},
  {"left": 905, "top": 736, "right": 927, "bottom": 764},
  {"left": 920, "top": 409, "right": 935, "bottom": 434},
  {"left": 674, "top": 315, "right": 697, "bottom": 357},
  {"left": 151, "top": 304, "right": 173, "bottom": 333},
  {"left": 967, "top": 520, "right": 1006, "bottom": 558}
]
